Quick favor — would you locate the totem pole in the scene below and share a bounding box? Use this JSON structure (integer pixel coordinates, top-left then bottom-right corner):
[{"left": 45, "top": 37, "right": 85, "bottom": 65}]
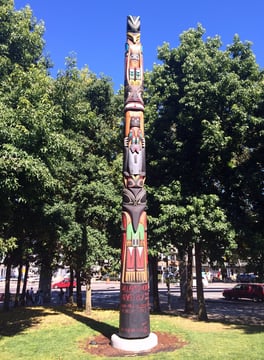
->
[{"left": 119, "top": 15, "right": 149, "bottom": 339}]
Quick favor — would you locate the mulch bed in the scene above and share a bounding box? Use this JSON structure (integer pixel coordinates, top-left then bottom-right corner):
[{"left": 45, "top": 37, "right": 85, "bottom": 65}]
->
[{"left": 80, "top": 332, "right": 188, "bottom": 357}]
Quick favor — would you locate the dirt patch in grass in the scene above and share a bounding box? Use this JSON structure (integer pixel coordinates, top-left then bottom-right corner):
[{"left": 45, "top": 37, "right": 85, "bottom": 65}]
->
[{"left": 80, "top": 332, "right": 187, "bottom": 357}]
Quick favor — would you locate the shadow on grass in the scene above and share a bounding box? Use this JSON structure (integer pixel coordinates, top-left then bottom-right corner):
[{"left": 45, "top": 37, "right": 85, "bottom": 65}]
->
[
  {"left": 157, "top": 293, "right": 264, "bottom": 334},
  {"left": 1, "top": 300, "right": 262, "bottom": 340},
  {"left": 231, "top": 324, "right": 264, "bottom": 334},
  {"left": 59, "top": 306, "right": 119, "bottom": 339},
  {"left": 155, "top": 307, "right": 264, "bottom": 334},
  {"left": 0, "top": 307, "right": 58, "bottom": 337},
  {"left": 0, "top": 305, "right": 118, "bottom": 340},
  {"left": 197, "top": 313, "right": 264, "bottom": 334}
]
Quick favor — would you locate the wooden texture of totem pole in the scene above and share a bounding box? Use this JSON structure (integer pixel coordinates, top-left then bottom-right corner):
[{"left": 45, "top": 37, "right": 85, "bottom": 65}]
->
[{"left": 119, "top": 15, "right": 150, "bottom": 339}]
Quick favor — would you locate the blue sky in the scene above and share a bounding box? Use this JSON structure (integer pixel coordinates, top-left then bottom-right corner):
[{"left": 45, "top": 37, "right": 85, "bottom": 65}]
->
[{"left": 14, "top": 0, "right": 264, "bottom": 92}]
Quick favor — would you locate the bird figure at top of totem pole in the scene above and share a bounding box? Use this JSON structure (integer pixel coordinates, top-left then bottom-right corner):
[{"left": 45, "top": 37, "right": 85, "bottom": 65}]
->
[{"left": 124, "top": 15, "right": 144, "bottom": 113}]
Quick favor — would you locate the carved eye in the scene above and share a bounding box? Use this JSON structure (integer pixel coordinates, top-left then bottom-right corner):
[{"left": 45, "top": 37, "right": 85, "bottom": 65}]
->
[
  {"left": 130, "top": 54, "right": 139, "bottom": 60},
  {"left": 123, "top": 193, "right": 131, "bottom": 204},
  {"left": 127, "top": 179, "right": 135, "bottom": 187},
  {"left": 139, "top": 193, "right": 146, "bottom": 203}
]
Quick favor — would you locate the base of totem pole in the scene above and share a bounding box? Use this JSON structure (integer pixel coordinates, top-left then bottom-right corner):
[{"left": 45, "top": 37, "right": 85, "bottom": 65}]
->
[{"left": 111, "top": 332, "right": 158, "bottom": 353}]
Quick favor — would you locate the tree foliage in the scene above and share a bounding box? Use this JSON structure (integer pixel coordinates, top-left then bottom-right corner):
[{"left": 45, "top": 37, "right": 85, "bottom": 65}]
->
[
  {"left": 0, "top": 2, "right": 58, "bottom": 263},
  {"left": 145, "top": 24, "right": 263, "bottom": 261},
  {"left": 144, "top": 24, "right": 264, "bottom": 313},
  {"left": 0, "top": 2, "right": 122, "bottom": 309},
  {"left": 48, "top": 58, "right": 122, "bottom": 306}
]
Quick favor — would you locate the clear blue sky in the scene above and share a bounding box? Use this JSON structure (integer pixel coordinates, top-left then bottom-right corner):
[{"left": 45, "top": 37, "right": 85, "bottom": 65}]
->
[{"left": 14, "top": 0, "right": 264, "bottom": 92}]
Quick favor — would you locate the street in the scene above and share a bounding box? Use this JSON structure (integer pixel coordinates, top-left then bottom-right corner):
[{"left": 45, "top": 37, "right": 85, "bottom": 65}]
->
[
  {"left": 1, "top": 280, "right": 263, "bottom": 325},
  {"left": 90, "top": 281, "right": 264, "bottom": 325}
]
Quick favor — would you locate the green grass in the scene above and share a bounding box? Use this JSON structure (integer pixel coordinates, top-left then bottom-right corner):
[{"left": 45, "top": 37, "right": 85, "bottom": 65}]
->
[{"left": 0, "top": 305, "right": 263, "bottom": 360}]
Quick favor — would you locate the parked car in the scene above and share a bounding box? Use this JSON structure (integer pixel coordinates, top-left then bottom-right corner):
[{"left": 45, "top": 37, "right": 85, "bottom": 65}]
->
[
  {"left": 223, "top": 283, "right": 264, "bottom": 301},
  {"left": 236, "top": 273, "right": 258, "bottom": 283},
  {"left": 52, "top": 279, "right": 76, "bottom": 289}
]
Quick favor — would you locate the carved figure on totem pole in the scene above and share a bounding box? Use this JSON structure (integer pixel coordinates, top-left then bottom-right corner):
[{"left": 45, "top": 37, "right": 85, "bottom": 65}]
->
[
  {"left": 124, "top": 16, "right": 144, "bottom": 112},
  {"left": 119, "top": 15, "right": 150, "bottom": 339}
]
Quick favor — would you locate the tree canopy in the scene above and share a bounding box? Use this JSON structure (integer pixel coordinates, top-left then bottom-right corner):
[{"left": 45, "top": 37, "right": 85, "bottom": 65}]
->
[
  {"left": 0, "top": 3, "right": 263, "bottom": 313},
  {"left": 144, "top": 24, "right": 263, "bottom": 279},
  {"left": 0, "top": 2, "right": 123, "bottom": 310}
]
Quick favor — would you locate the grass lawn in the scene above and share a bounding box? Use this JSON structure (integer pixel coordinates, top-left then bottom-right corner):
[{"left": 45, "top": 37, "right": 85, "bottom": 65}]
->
[{"left": 0, "top": 305, "right": 263, "bottom": 360}]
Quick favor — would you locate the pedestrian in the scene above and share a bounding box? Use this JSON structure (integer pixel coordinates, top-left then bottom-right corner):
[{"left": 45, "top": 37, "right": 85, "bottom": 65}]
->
[
  {"left": 29, "top": 287, "right": 35, "bottom": 305},
  {"left": 58, "top": 288, "right": 64, "bottom": 305},
  {"left": 26, "top": 290, "right": 33, "bottom": 305},
  {"left": 35, "top": 290, "right": 39, "bottom": 304},
  {"left": 19, "top": 292, "right": 26, "bottom": 306},
  {"left": 37, "top": 289, "right": 44, "bottom": 305}
]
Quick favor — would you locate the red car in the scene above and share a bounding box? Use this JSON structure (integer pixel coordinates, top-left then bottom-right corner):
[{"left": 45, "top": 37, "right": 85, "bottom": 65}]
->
[
  {"left": 223, "top": 283, "right": 264, "bottom": 302},
  {"left": 52, "top": 279, "right": 77, "bottom": 289}
]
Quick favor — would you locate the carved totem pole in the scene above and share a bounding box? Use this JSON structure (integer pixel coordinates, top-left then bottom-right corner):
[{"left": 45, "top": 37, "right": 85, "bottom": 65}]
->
[{"left": 119, "top": 15, "right": 150, "bottom": 339}]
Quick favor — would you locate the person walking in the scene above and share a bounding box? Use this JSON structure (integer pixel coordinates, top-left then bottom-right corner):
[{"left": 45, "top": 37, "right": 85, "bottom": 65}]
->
[
  {"left": 58, "top": 288, "right": 64, "bottom": 305},
  {"left": 29, "top": 288, "right": 35, "bottom": 305},
  {"left": 37, "top": 289, "right": 44, "bottom": 305}
]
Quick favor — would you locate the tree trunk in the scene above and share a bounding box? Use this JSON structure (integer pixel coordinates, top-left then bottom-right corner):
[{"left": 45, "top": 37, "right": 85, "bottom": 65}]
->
[
  {"left": 184, "top": 245, "right": 194, "bottom": 314},
  {"left": 14, "top": 263, "right": 23, "bottom": 307},
  {"left": 195, "top": 242, "right": 208, "bottom": 321},
  {"left": 39, "top": 262, "right": 52, "bottom": 303},
  {"left": 149, "top": 255, "right": 161, "bottom": 312},
  {"left": 21, "top": 262, "right": 29, "bottom": 305},
  {"left": 3, "top": 255, "right": 12, "bottom": 311},
  {"left": 178, "top": 250, "right": 187, "bottom": 299},
  {"left": 76, "top": 270, "right": 83, "bottom": 309},
  {"left": 67, "top": 268, "right": 74, "bottom": 304},
  {"left": 85, "top": 276, "right": 92, "bottom": 315}
]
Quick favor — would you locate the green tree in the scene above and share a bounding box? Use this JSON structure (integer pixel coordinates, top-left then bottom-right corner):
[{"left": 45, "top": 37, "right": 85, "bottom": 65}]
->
[
  {"left": 50, "top": 58, "right": 122, "bottom": 309},
  {"left": 0, "top": 1, "right": 68, "bottom": 308},
  {"left": 145, "top": 24, "right": 262, "bottom": 319},
  {"left": 0, "top": 1, "right": 46, "bottom": 77}
]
